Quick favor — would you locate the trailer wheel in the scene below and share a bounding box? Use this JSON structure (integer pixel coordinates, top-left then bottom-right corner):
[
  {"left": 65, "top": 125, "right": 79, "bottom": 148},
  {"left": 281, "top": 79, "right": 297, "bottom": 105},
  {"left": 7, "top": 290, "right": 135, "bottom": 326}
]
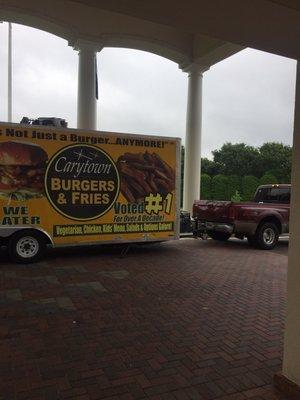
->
[
  {"left": 8, "top": 230, "right": 46, "bottom": 263},
  {"left": 255, "top": 222, "right": 279, "bottom": 250},
  {"left": 209, "top": 232, "right": 231, "bottom": 241}
]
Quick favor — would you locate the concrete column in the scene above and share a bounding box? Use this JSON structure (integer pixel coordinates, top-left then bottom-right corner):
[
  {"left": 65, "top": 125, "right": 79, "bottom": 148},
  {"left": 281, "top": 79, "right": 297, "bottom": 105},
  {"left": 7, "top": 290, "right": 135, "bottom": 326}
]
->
[
  {"left": 8, "top": 22, "right": 12, "bottom": 123},
  {"left": 73, "top": 40, "right": 101, "bottom": 130},
  {"left": 282, "top": 61, "right": 300, "bottom": 387},
  {"left": 182, "top": 64, "right": 209, "bottom": 212}
]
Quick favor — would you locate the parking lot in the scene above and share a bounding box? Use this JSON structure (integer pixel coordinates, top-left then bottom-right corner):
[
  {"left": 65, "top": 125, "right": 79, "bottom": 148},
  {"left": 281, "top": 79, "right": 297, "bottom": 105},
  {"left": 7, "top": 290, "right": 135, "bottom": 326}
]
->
[{"left": 0, "top": 238, "right": 290, "bottom": 399}]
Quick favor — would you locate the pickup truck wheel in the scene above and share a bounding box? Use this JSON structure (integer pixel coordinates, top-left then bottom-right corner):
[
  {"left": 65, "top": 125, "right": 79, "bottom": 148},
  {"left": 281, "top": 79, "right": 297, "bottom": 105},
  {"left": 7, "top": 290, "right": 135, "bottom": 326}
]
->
[
  {"left": 8, "top": 230, "right": 46, "bottom": 264},
  {"left": 210, "top": 232, "right": 231, "bottom": 241},
  {"left": 255, "top": 222, "right": 279, "bottom": 250}
]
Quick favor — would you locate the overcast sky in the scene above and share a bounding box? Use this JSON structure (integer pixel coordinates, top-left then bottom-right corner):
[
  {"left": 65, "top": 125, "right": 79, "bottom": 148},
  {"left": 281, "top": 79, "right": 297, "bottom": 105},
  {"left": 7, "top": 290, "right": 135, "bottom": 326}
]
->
[{"left": 0, "top": 23, "right": 297, "bottom": 158}]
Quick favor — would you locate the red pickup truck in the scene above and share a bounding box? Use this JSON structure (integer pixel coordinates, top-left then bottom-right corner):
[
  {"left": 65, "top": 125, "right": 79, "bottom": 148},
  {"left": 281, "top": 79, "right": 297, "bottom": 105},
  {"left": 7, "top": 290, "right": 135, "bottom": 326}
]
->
[{"left": 193, "top": 184, "right": 290, "bottom": 249}]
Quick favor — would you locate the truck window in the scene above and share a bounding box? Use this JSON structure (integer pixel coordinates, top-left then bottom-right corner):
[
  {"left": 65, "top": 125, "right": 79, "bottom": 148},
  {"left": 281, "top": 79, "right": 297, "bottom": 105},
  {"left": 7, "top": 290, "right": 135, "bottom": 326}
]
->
[
  {"left": 275, "top": 188, "right": 290, "bottom": 203},
  {"left": 254, "top": 187, "right": 290, "bottom": 203},
  {"left": 254, "top": 188, "right": 268, "bottom": 202}
]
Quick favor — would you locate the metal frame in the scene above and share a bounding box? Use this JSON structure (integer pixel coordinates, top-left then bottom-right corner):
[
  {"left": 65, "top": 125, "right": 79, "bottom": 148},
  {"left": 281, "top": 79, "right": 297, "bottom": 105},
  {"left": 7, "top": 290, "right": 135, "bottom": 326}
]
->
[{"left": 0, "top": 226, "right": 54, "bottom": 245}]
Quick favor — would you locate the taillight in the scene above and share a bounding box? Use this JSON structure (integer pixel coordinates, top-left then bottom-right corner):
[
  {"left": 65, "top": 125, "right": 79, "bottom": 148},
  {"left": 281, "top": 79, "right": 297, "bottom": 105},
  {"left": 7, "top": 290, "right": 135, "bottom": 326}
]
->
[
  {"left": 192, "top": 203, "right": 196, "bottom": 217},
  {"left": 228, "top": 206, "right": 236, "bottom": 220}
]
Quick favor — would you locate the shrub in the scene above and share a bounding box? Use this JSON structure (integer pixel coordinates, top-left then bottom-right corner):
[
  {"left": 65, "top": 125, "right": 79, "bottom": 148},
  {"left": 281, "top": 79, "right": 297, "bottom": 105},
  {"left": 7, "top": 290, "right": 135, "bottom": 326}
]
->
[
  {"left": 265, "top": 168, "right": 285, "bottom": 183},
  {"left": 231, "top": 190, "right": 242, "bottom": 202},
  {"left": 200, "top": 174, "right": 212, "bottom": 200},
  {"left": 227, "top": 175, "right": 241, "bottom": 200},
  {"left": 259, "top": 173, "right": 278, "bottom": 186},
  {"left": 242, "top": 175, "right": 259, "bottom": 201},
  {"left": 211, "top": 174, "right": 228, "bottom": 200}
]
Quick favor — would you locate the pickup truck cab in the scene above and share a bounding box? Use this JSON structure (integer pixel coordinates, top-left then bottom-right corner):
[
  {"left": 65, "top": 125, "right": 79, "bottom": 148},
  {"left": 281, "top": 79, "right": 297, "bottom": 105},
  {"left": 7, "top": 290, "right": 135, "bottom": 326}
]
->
[{"left": 193, "top": 184, "right": 290, "bottom": 249}]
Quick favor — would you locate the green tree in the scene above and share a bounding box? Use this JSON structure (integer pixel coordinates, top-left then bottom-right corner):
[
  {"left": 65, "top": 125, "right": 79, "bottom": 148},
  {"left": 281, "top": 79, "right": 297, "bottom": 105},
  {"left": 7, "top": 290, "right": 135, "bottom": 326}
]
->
[
  {"left": 242, "top": 175, "right": 259, "bottom": 201},
  {"left": 211, "top": 174, "right": 228, "bottom": 200},
  {"left": 265, "top": 169, "right": 290, "bottom": 183},
  {"left": 227, "top": 175, "right": 241, "bottom": 200},
  {"left": 259, "top": 173, "right": 278, "bottom": 186},
  {"left": 201, "top": 157, "right": 221, "bottom": 176},
  {"left": 201, "top": 174, "right": 212, "bottom": 200},
  {"left": 180, "top": 141, "right": 291, "bottom": 206},
  {"left": 212, "top": 142, "right": 260, "bottom": 177},
  {"left": 258, "top": 142, "right": 292, "bottom": 182}
]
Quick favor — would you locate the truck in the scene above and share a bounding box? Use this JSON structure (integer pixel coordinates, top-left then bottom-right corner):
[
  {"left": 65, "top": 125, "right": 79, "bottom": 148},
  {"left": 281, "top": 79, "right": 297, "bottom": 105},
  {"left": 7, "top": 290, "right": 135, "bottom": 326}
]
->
[
  {"left": 193, "top": 184, "right": 290, "bottom": 249},
  {"left": 0, "top": 122, "right": 181, "bottom": 263}
]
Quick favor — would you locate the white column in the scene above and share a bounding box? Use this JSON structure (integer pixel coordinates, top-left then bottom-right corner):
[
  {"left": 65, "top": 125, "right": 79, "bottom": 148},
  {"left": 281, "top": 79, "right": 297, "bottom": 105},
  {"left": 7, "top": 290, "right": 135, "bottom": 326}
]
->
[
  {"left": 182, "top": 64, "right": 208, "bottom": 213},
  {"left": 74, "top": 41, "right": 101, "bottom": 130},
  {"left": 282, "top": 61, "right": 300, "bottom": 387},
  {"left": 7, "top": 22, "right": 12, "bottom": 123}
]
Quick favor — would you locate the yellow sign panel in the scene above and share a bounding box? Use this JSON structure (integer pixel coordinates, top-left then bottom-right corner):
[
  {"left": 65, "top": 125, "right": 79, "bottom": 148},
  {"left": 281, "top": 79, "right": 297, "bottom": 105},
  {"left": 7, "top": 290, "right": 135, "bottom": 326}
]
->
[{"left": 0, "top": 123, "right": 180, "bottom": 246}]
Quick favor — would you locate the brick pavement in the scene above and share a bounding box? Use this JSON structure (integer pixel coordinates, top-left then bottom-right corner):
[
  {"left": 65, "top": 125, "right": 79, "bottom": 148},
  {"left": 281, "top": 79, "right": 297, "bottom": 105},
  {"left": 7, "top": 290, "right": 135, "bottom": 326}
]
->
[{"left": 0, "top": 238, "right": 292, "bottom": 399}]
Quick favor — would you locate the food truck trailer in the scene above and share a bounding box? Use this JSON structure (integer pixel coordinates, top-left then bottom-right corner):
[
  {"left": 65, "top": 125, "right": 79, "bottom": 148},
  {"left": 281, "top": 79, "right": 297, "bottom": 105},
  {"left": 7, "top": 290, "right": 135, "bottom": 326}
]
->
[{"left": 0, "top": 122, "right": 180, "bottom": 263}]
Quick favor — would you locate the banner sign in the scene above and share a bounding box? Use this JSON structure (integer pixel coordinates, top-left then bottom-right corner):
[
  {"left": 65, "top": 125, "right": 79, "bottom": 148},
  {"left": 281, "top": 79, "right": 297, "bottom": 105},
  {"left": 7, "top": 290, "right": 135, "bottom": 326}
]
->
[{"left": 0, "top": 124, "right": 180, "bottom": 245}]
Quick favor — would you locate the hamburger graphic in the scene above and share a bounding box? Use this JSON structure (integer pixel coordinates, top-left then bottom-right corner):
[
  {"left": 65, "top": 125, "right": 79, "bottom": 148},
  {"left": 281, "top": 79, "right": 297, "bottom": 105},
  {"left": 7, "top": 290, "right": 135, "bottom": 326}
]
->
[{"left": 0, "top": 141, "right": 48, "bottom": 201}]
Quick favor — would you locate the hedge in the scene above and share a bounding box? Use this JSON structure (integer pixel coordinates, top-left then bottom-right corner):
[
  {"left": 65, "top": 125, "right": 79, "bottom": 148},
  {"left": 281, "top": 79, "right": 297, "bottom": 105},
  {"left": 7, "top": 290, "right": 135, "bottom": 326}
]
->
[
  {"left": 211, "top": 174, "right": 228, "bottom": 200},
  {"left": 227, "top": 175, "right": 241, "bottom": 200},
  {"left": 198, "top": 172, "right": 282, "bottom": 202},
  {"left": 242, "top": 175, "right": 259, "bottom": 201},
  {"left": 259, "top": 173, "right": 278, "bottom": 186},
  {"left": 200, "top": 174, "right": 212, "bottom": 200}
]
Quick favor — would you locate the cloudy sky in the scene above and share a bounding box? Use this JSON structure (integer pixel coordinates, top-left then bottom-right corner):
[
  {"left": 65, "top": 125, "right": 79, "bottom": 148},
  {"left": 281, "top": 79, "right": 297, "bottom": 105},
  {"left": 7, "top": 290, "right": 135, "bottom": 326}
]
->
[{"left": 0, "top": 23, "right": 297, "bottom": 158}]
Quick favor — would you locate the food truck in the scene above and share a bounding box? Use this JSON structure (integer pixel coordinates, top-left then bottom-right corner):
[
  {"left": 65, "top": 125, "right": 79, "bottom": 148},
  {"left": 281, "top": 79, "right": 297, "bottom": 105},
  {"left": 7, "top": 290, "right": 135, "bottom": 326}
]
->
[{"left": 0, "top": 123, "right": 180, "bottom": 263}]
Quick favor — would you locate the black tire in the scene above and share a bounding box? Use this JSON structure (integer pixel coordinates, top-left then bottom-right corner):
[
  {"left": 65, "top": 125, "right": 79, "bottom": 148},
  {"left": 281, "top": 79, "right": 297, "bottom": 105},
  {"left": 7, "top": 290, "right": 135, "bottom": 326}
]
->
[
  {"left": 209, "top": 232, "right": 231, "bottom": 241},
  {"left": 255, "top": 222, "right": 279, "bottom": 250},
  {"left": 247, "top": 235, "right": 257, "bottom": 247},
  {"left": 8, "top": 230, "right": 46, "bottom": 264}
]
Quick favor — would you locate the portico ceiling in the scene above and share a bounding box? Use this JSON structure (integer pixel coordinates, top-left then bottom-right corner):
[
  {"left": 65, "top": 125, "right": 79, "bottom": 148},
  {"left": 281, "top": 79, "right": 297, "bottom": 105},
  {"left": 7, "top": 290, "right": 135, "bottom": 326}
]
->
[
  {"left": 270, "top": 0, "right": 300, "bottom": 12},
  {"left": 0, "top": 0, "right": 242, "bottom": 68},
  {"left": 3, "top": 0, "right": 297, "bottom": 63},
  {"left": 73, "top": 0, "right": 300, "bottom": 60}
]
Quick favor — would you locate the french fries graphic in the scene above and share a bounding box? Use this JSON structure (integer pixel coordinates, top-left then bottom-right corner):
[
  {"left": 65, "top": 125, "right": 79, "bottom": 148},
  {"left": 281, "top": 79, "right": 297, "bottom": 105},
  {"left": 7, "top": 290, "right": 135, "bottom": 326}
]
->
[{"left": 117, "top": 151, "right": 175, "bottom": 203}]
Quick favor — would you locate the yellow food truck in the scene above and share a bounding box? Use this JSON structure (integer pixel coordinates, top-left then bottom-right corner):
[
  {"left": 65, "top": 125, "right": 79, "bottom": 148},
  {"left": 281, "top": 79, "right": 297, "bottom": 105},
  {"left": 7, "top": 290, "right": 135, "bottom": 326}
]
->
[{"left": 0, "top": 122, "right": 180, "bottom": 263}]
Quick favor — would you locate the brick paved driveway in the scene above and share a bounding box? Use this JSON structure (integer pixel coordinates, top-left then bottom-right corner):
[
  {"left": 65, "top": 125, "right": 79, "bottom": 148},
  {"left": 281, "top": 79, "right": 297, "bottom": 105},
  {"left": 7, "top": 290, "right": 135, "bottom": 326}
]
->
[{"left": 0, "top": 238, "right": 290, "bottom": 400}]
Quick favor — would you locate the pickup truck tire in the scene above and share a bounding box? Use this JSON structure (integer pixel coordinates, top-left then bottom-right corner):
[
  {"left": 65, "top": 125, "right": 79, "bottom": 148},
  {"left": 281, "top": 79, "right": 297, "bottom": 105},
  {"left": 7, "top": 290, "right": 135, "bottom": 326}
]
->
[
  {"left": 255, "top": 222, "right": 279, "bottom": 250},
  {"left": 247, "top": 235, "right": 257, "bottom": 247},
  {"left": 209, "top": 232, "right": 231, "bottom": 242},
  {"left": 8, "top": 230, "right": 46, "bottom": 264}
]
